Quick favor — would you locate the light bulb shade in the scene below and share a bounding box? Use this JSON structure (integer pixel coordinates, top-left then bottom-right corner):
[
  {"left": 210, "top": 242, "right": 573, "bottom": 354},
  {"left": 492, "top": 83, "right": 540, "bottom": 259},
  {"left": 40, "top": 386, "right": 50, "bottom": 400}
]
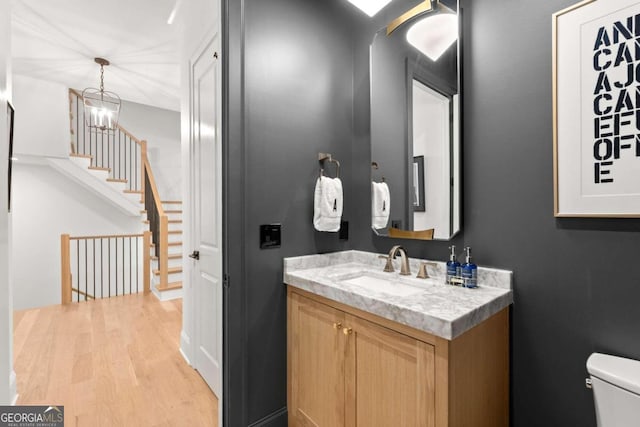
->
[
  {"left": 82, "top": 88, "right": 121, "bottom": 132},
  {"left": 346, "top": 0, "right": 391, "bottom": 17},
  {"left": 406, "top": 13, "right": 458, "bottom": 61}
]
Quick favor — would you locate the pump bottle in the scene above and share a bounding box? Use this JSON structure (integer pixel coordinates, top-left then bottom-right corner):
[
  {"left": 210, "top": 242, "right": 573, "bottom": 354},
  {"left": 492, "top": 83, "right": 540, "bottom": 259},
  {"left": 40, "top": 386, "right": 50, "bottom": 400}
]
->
[
  {"left": 461, "top": 246, "right": 478, "bottom": 288},
  {"left": 446, "top": 246, "right": 460, "bottom": 285}
]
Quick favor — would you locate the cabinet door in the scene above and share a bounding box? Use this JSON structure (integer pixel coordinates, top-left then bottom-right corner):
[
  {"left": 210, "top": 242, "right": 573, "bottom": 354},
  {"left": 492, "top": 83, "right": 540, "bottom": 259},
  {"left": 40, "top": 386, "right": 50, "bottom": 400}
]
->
[
  {"left": 345, "top": 314, "right": 435, "bottom": 427},
  {"left": 289, "top": 293, "right": 347, "bottom": 427}
]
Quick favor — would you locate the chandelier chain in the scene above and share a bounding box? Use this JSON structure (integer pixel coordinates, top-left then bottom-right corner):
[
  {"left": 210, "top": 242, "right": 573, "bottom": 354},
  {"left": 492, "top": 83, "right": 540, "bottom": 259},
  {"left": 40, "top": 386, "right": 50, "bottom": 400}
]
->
[{"left": 99, "top": 64, "right": 105, "bottom": 93}]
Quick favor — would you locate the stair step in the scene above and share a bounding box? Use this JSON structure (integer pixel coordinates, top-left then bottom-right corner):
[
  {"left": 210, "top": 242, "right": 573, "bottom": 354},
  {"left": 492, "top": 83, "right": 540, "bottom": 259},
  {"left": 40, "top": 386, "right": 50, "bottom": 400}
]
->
[
  {"left": 140, "top": 210, "right": 147, "bottom": 214},
  {"left": 156, "top": 281, "right": 182, "bottom": 292},
  {"left": 124, "top": 189, "right": 142, "bottom": 194},
  {"left": 107, "top": 178, "right": 128, "bottom": 183},
  {"left": 169, "top": 220, "right": 182, "bottom": 224},
  {"left": 150, "top": 241, "right": 182, "bottom": 248},
  {"left": 88, "top": 166, "right": 111, "bottom": 172},
  {"left": 162, "top": 200, "right": 182, "bottom": 205},
  {"left": 142, "top": 220, "right": 149, "bottom": 224},
  {"left": 165, "top": 210, "right": 182, "bottom": 214},
  {"left": 168, "top": 230, "right": 182, "bottom": 235},
  {"left": 70, "top": 153, "right": 93, "bottom": 159},
  {"left": 153, "top": 266, "right": 182, "bottom": 276},
  {"left": 151, "top": 254, "right": 181, "bottom": 261}
]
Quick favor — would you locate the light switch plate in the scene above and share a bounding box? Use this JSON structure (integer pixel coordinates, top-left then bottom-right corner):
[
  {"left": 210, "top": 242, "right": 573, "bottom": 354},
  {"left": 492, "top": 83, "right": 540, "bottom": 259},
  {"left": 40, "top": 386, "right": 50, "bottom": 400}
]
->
[{"left": 260, "top": 224, "right": 281, "bottom": 249}]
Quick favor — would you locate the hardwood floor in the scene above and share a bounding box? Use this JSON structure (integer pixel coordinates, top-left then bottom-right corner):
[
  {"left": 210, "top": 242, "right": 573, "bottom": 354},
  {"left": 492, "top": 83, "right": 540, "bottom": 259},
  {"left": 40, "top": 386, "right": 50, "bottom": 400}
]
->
[{"left": 13, "top": 294, "right": 218, "bottom": 427}]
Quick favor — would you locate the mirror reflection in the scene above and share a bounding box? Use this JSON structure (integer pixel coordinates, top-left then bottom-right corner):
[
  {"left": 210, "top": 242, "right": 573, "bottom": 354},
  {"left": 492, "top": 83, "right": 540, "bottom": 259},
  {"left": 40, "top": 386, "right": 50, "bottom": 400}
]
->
[{"left": 370, "top": 0, "right": 460, "bottom": 240}]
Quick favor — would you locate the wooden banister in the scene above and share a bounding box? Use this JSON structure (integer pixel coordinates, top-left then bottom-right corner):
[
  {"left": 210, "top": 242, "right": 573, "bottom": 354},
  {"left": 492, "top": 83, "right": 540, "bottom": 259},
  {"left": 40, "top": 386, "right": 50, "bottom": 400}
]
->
[
  {"left": 143, "top": 231, "right": 151, "bottom": 294},
  {"left": 69, "top": 88, "right": 83, "bottom": 98},
  {"left": 69, "top": 233, "right": 144, "bottom": 240},
  {"left": 144, "top": 158, "right": 166, "bottom": 217},
  {"left": 143, "top": 157, "right": 169, "bottom": 287},
  {"left": 61, "top": 234, "right": 71, "bottom": 304},
  {"left": 140, "top": 140, "right": 147, "bottom": 203}
]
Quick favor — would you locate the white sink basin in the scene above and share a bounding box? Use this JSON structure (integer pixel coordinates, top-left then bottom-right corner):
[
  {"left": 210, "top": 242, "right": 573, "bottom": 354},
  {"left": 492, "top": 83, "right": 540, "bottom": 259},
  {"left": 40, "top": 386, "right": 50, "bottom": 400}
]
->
[{"left": 341, "top": 273, "right": 424, "bottom": 297}]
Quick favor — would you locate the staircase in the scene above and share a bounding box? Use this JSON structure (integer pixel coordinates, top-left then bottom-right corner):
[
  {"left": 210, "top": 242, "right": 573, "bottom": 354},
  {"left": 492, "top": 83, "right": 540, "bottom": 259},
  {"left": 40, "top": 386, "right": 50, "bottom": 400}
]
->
[
  {"left": 66, "top": 88, "right": 182, "bottom": 301},
  {"left": 149, "top": 201, "right": 183, "bottom": 301}
]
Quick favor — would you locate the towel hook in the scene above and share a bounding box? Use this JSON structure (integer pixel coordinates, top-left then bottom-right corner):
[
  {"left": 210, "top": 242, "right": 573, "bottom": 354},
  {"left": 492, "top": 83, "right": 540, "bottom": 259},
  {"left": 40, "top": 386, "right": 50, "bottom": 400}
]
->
[
  {"left": 319, "top": 152, "right": 340, "bottom": 179},
  {"left": 371, "top": 161, "right": 386, "bottom": 182}
]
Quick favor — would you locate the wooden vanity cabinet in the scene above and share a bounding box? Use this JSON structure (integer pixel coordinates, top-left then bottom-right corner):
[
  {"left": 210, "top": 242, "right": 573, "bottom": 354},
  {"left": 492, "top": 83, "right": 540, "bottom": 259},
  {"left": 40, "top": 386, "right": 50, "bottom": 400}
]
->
[{"left": 287, "top": 287, "right": 509, "bottom": 427}]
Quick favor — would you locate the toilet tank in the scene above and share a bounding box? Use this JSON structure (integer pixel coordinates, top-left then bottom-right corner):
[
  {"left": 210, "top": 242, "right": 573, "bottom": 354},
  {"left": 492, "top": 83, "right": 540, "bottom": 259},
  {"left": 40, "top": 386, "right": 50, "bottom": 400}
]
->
[{"left": 587, "top": 353, "right": 640, "bottom": 427}]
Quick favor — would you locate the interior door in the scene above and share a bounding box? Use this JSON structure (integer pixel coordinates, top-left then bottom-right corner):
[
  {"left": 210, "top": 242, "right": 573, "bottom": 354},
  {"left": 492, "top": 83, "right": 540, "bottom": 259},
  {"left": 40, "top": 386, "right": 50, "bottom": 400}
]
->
[{"left": 190, "top": 34, "right": 222, "bottom": 398}]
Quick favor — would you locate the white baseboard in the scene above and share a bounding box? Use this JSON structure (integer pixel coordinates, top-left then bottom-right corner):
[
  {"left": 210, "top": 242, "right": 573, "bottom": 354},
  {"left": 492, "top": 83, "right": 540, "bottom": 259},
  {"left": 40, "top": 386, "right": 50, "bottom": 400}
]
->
[
  {"left": 180, "top": 330, "right": 192, "bottom": 365},
  {"left": 10, "top": 370, "right": 17, "bottom": 405}
]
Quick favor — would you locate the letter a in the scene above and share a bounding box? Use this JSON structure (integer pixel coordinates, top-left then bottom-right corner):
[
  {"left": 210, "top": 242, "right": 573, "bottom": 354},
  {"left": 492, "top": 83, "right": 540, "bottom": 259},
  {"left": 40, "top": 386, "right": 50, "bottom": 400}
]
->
[
  {"left": 594, "top": 71, "right": 611, "bottom": 95},
  {"left": 594, "top": 26, "right": 611, "bottom": 50}
]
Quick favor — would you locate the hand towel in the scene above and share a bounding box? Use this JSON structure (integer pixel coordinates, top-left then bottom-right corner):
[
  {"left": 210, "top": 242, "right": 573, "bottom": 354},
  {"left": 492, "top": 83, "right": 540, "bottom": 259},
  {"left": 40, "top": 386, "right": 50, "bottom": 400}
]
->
[
  {"left": 313, "top": 176, "right": 343, "bottom": 232},
  {"left": 371, "top": 181, "right": 390, "bottom": 229}
]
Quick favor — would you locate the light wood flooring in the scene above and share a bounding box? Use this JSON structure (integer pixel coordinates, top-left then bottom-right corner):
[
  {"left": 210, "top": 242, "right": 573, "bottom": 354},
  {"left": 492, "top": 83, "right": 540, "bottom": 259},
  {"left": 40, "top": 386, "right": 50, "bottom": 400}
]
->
[{"left": 13, "top": 293, "right": 218, "bottom": 426}]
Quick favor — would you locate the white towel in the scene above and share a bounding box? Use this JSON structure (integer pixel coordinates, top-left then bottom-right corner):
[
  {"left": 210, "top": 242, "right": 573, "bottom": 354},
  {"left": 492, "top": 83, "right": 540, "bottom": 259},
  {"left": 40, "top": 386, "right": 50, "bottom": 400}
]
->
[
  {"left": 313, "top": 177, "right": 343, "bottom": 232},
  {"left": 371, "top": 181, "right": 390, "bottom": 229}
]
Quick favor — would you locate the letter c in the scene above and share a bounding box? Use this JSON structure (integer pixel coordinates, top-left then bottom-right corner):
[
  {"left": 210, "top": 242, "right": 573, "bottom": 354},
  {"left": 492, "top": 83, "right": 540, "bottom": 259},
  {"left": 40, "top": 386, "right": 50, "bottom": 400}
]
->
[
  {"left": 594, "top": 93, "right": 613, "bottom": 115},
  {"left": 594, "top": 48, "right": 612, "bottom": 71}
]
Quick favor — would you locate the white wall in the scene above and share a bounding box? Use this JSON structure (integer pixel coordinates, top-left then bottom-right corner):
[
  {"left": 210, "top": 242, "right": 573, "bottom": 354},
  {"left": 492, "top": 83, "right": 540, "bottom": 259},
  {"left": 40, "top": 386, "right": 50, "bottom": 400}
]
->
[
  {"left": 0, "top": 0, "right": 15, "bottom": 405},
  {"left": 11, "top": 163, "right": 142, "bottom": 310},
  {"left": 412, "top": 80, "right": 451, "bottom": 239},
  {"left": 117, "top": 100, "right": 181, "bottom": 201},
  {"left": 12, "top": 75, "right": 69, "bottom": 158},
  {"left": 11, "top": 75, "right": 181, "bottom": 201}
]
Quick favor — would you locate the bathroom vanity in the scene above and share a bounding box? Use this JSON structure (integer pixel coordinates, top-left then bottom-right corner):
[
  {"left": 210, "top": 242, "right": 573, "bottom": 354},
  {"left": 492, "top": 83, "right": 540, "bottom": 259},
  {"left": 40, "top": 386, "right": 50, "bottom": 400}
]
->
[{"left": 284, "top": 251, "right": 513, "bottom": 427}]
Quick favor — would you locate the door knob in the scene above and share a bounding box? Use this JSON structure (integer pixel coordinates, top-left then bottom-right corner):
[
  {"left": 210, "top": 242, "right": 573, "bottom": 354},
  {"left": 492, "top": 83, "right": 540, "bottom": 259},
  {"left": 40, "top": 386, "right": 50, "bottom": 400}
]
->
[
  {"left": 343, "top": 327, "right": 353, "bottom": 335},
  {"left": 333, "top": 322, "right": 342, "bottom": 330},
  {"left": 189, "top": 250, "right": 200, "bottom": 260}
]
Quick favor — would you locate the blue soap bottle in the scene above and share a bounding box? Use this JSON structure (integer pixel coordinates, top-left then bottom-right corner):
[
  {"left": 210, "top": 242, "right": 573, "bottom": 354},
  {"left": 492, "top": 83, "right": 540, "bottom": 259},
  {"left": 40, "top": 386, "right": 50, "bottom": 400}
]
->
[
  {"left": 446, "top": 246, "right": 460, "bottom": 285},
  {"left": 461, "top": 246, "right": 478, "bottom": 288}
]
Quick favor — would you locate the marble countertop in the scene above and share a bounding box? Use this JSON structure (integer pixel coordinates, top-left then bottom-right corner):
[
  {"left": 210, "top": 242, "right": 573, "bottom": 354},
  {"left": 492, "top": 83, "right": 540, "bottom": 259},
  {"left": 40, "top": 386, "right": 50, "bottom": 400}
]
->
[{"left": 284, "top": 250, "right": 513, "bottom": 340}]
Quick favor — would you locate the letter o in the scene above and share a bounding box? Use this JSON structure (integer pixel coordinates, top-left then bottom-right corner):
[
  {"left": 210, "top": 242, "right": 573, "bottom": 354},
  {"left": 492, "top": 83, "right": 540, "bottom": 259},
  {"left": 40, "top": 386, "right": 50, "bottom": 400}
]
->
[{"left": 594, "top": 139, "right": 613, "bottom": 160}]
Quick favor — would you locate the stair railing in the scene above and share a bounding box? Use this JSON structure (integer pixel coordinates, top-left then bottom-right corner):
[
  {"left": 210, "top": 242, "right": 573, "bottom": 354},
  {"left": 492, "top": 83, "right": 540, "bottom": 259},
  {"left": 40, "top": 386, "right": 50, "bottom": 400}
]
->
[
  {"left": 143, "top": 158, "right": 169, "bottom": 289},
  {"left": 61, "top": 232, "right": 151, "bottom": 303},
  {"left": 67, "top": 88, "right": 169, "bottom": 295},
  {"left": 69, "top": 88, "right": 145, "bottom": 195}
]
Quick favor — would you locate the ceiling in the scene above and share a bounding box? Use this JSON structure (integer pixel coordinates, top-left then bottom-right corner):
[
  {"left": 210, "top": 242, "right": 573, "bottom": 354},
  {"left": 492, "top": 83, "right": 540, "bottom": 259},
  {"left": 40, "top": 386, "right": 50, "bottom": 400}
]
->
[{"left": 11, "top": 0, "right": 181, "bottom": 111}]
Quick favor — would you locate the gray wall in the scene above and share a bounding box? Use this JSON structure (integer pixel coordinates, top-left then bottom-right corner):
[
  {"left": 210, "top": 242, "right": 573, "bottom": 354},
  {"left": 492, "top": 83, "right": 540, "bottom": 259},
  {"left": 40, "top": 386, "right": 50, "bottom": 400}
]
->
[
  {"left": 355, "top": 0, "right": 640, "bottom": 426},
  {"left": 224, "top": 0, "right": 640, "bottom": 425},
  {"left": 223, "top": 0, "right": 359, "bottom": 424}
]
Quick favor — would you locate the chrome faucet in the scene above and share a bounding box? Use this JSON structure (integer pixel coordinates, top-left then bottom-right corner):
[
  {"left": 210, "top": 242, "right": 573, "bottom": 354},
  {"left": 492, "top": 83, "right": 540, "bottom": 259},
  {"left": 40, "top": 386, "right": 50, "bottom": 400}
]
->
[{"left": 388, "top": 245, "right": 411, "bottom": 276}]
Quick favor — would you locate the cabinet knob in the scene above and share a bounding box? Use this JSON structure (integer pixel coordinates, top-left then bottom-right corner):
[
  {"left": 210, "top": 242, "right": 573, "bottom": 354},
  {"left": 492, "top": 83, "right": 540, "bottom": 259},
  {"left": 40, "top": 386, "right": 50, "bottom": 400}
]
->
[
  {"left": 333, "top": 322, "right": 342, "bottom": 330},
  {"left": 343, "top": 327, "right": 353, "bottom": 335}
]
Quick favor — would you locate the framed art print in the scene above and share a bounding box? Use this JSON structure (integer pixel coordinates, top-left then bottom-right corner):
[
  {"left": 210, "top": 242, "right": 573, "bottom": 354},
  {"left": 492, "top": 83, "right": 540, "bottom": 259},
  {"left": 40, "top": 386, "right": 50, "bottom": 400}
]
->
[{"left": 553, "top": 0, "right": 640, "bottom": 217}]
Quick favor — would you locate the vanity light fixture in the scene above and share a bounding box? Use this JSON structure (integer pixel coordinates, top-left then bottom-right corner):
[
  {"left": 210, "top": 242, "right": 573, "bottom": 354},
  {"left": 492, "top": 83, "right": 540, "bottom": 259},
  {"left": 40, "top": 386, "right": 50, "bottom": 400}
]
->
[
  {"left": 406, "top": 12, "right": 457, "bottom": 61},
  {"left": 82, "top": 57, "right": 121, "bottom": 132},
  {"left": 387, "top": 0, "right": 458, "bottom": 61},
  {"left": 346, "top": 0, "right": 391, "bottom": 17}
]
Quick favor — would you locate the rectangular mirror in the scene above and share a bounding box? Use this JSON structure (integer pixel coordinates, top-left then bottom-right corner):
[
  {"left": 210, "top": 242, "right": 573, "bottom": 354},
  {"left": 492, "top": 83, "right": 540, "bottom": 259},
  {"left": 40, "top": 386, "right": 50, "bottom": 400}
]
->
[{"left": 370, "top": 0, "right": 460, "bottom": 240}]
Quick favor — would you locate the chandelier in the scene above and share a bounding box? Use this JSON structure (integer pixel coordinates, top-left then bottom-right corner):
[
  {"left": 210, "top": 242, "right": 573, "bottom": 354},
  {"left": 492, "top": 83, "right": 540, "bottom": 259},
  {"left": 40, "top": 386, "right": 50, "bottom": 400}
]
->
[{"left": 82, "top": 58, "right": 121, "bottom": 132}]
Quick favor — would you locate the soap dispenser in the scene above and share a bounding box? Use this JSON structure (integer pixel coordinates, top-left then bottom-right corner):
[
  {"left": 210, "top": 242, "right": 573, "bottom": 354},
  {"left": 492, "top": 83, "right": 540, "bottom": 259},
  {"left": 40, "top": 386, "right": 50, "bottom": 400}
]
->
[
  {"left": 461, "top": 246, "right": 478, "bottom": 288},
  {"left": 446, "top": 246, "right": 460, "bottom": 285}
]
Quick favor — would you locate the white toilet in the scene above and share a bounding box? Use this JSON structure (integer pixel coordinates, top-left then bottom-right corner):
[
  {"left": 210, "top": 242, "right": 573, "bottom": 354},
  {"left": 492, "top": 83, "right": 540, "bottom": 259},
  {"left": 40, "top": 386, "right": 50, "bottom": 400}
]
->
[{"left": 587, "top": 353, "right": 640, "bottom": 426}]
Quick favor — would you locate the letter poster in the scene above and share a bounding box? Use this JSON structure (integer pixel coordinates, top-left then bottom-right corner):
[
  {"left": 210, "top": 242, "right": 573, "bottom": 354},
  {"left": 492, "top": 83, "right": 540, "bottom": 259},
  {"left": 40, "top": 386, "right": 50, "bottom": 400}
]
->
[{"left": 555, "top": 0, "right": 640, "bottom": 216}]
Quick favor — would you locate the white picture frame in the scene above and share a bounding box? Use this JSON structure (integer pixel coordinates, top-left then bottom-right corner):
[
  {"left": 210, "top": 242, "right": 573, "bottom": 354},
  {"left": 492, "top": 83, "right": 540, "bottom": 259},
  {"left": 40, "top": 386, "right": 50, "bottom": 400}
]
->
[{"left": 553, "top": 0, "right": 640, "bottom": 217}]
